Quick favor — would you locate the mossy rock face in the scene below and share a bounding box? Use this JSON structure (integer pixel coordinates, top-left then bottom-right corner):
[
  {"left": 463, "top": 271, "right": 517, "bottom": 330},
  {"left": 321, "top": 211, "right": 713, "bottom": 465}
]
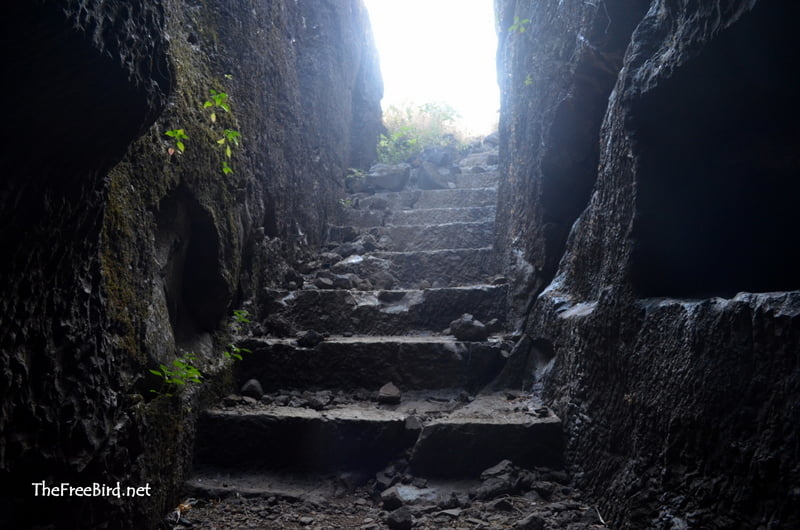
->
[{"left": 0, "top": 0, "right": 382, "bottom": 528}]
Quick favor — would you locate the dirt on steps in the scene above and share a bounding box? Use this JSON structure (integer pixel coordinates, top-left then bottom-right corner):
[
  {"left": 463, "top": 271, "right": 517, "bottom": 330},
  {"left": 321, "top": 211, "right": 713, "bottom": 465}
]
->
[{"left": 176, "top": 461, "right": 608, "bottom": 529}]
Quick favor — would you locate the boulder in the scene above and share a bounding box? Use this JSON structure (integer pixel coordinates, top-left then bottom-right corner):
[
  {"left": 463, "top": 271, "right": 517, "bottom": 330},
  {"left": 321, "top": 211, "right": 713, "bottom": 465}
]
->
[
  {"left": 296, "top": 330, "right": 324, "bottom": 348},
  {"left": 240, "top": 379, "right": 263, "bottom": 400},
  {"left": 363, "top": 163, "right": 411, "bottom": 192},
  {"left": 378, "top": 382, "right": 402, "bottom": 404},
  {"left": 449, "top": 313, "right": 489, "bottom": 341},
  {"left": 417, "top": 161, "right": 448, "bottom": 190}
]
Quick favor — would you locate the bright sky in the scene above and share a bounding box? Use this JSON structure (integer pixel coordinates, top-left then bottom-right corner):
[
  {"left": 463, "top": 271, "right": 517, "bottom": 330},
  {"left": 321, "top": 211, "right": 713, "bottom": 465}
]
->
[{"left": 363, "top": 0, "right": 500, "bottom": 136}]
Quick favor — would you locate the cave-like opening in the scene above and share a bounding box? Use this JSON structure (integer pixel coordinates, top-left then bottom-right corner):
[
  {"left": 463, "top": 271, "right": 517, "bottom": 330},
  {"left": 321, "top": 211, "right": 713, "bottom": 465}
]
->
[{"left": 630, "top": 2, "right": 800, "bottom": 298}]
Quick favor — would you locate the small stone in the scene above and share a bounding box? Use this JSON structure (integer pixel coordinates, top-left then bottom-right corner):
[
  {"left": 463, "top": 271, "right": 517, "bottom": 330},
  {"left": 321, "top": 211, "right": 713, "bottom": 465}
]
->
[
  {"left": 386, "top": 506, "right": 413, "bottom": 530},
  {"left": 481, "top": 460, "right": 516, "bottom": 480},
  {"left": 438, "top": 508, "right": 462, "bottom": 518},
  {"left": 411, "top": 477, "right": 428, "bottom": 488},
  {"left": 370, "top": 271, "right": 396, "bottom": 290},
  {"left": 222, "top": 394, "right": 241, "bottom": 407},
  {"left": 475, "top": 476, "right": 514, "bottom": 500},
  {"left": 299, "top": 516, "right": 314, "bottom": 525},
  {"left": 304, "top": 390, "right": 332, "bottom": 410},
  {"left": 449, "top": 313, "right": 489, "bottom": 341},
  {"left": 374, "top": 471, "right": 395, "bottom": 491},
  {"left": 418, "top": 280, "right": 431, "bottom": 289},
  {"left": 313, "top": 277, "right": 335, "bottom": 289},
  {"left": 485, "top": 318, "right": 503, "bottom": 333},
  {"left": 491, "top": 498, "right": 514, "bottom": 511},
  {"left": 332, "top": 273, "right": 357, "bottom": 289},
  {"left": 296, "top": 330, "right": 324, "bottom": 348},
  {"left": 240, "top": 379, "right": 264, "bottom": 400},
  {"left": 404, "top": 415, "right": 423, "bottom": 432},
  {"left": 377, "top": 382, "right": 402, "bottom": 404},
  {"left": 513, "top": 513, "right": 545, "bottom": 530},
  {"left": 381, "top": 486, "right": 403, "bottom": 510}
]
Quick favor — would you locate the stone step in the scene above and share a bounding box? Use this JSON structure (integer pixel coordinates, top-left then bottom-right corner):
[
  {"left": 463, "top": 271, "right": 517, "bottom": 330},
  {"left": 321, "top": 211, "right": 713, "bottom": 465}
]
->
[
  {"left": 388, "top": 206, "right": 495, "bottom": 226},
  {"left": 409, "top": 393, "right": 564, "bottom": 477},
  {"left": 331, "top": 248, "right": 500, "bottom": 288},
  {"left": 450, "top": 170, "right": 499, "bottom": 189},
  {"left": 373, "top": 220, "right": 494, "bottom": 251},
  {"left": 338, "top": 207, "right": 387, "bottom": 228},
  {"left": 235, "top": 335, "right": 507, "bottom": 393},
  {"left": 375, "top": 187, "right": 497, "bottom": 210},
  {"left": 193, "top": 402, "right": 413, "bottom": 472},
  {"left": 261, "top": 284, "right": 507, "bottom": 335},
  {"left": 193, "top": 393, "right": 562, "bottom": 477},
  {"left": 185, "top": 469, "right": 479, "bottom": 504}
]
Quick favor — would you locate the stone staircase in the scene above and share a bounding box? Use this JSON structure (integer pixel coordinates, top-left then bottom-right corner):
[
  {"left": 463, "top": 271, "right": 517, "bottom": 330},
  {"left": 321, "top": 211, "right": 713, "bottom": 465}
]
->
[{"left": 186, "top": 150, "right": 564, "bottom": 502}]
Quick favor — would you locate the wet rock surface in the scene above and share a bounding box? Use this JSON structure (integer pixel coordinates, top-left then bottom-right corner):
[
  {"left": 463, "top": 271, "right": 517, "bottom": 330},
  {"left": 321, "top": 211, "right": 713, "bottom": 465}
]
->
[{"left": 496, "top": 1, "right": 800, "bottom": 528}]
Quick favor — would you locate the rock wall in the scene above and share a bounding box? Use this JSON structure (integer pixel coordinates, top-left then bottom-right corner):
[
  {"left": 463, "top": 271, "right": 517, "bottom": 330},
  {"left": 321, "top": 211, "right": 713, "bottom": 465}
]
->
[
  {"left": 0, "top": 0, "right": 382, "bottom": 528},
  {"left": 495, "top": 0, "right": 800, "bottom": 528}
]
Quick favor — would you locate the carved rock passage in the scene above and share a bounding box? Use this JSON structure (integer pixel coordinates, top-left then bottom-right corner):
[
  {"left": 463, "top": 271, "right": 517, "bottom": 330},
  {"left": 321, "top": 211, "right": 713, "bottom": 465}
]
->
[
  {"left": 191, "top": 149, "right": 566, "bottom": 498},
  {"left": 497, "top": 1, "right": 800, "bottom": 528},
  {"left": 0, "top": 0, "right": 383, "bottom": 528}
]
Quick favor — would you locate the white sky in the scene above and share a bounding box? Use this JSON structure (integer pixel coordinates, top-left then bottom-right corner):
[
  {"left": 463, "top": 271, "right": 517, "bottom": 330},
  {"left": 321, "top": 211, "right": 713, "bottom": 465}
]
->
[{"left": 363, "top": 0, "right": 500, "bottom": 136}]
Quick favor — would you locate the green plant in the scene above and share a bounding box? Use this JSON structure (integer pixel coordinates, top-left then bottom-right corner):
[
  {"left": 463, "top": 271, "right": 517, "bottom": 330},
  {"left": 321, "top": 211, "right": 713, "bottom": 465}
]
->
[
  {"left": 164, "top": 128, "right": 189, "bottom": 155},
  {"left": 217, "top": 128, "right": 241, "bottom": 161},
  {"left": 509, "top": 16, "right": 531, "bottom": 33},
  {"left": 345, "top": 167, "right": 366, "bottom": 181},
  {"left": 203, "top": 89, "right": 231, "bottom": 123},
  {"left": 149, "top": 352, "right": 203, "bottom": 396},
  {"left": 377, "top": 101, "right": 465, "bottom": 163},
  {"left": 223, "top": 343, "right": 251, "bottom": 361},
  {"left": 524, "top": 74, "right": 533, "bottom": 86},
  {"left": 224, "top": 309, "right": 252, "bottom": 360}
]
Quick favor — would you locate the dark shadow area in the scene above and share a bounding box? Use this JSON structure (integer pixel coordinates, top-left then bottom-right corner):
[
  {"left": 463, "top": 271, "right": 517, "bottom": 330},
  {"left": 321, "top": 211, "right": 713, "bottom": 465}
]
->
[
  {"left": 630, "top": 3, "right": 800, "bottom": 298},
  {"left": 538, "top": 2, "right": 649, "bottom": 286},
  {"left": 156, "top": 188, "right": 229, "bottom": 345}
]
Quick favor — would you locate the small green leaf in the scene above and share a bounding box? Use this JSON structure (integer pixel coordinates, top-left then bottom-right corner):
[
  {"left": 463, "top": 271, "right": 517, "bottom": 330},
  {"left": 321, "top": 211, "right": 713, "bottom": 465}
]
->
[
  {"left": 225, "top": 145, "right": 232, "bottom": 158},
  {"left": 176, "top": 141, "right": 185, "bottom": 152},
  {"left": 217, "top": 138, "right": 226, "bottom": 145},
  {"left": 220, "top": 102, "right": 231, "bottom": 113},
  {"left": 203, "top": 101, "right": 213, "bottom": 108},
  {"left": 149, "top": 369, "right": 163, "bottom": 377},
  {"left": 210, "top": 112, "right": 216, "bottom": 123}
]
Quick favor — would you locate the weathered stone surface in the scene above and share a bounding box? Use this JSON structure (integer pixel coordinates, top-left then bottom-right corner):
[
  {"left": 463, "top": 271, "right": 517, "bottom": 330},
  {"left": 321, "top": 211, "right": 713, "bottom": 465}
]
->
[
  {"left": 372, "top": 220, "right": 494, "bottom": 251},
  {"left": 386, "top": 506, "right": 414, "bottom": 529},
  {"left": 449, "top": 314, "right": 490, "bottom": 342},
  {"left": 2, "top": 0, "right": 384, "bottom": 525},
  {"left": 194, "top": 406, "right": 413, "bottom": 472},
  {"left": 389, "top": 206, "right": 495, "bottom": 226},
  {"left": 416, "top": 161, "right": 450, "bottom": 190},
  {"left": 497, "top": 0, "right": 800, "bottom": 527},
  {"left": 259, "top": 285, "right": 508, "bottom": 335},
  {"left": 409, "top": 394, "right": 563, "bottom": 477},
  {"left": 359, "top": 163, "right": 412, "bottom": 192},
  {"left": 376, "top": 187, "right": 497, "bottom": 211},
  {"left": 296, "top": 330, "right": 325, "bottom": 348},
  {"left": 368, "top": 249, "right": 500, "bottom": 288},
  {"left": 236, "top": 336, "right": 505, "bottom": 392}
]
